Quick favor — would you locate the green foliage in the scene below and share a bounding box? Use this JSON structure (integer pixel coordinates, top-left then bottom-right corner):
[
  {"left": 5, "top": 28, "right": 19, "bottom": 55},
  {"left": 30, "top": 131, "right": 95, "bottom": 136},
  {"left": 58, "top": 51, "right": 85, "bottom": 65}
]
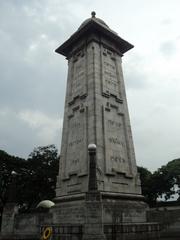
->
[
  {"left": 154, "top": 158, "right": 180, "bottom": 200},
  {"left": 0, "top": 145, "right": 59, "bottom": 212},
  {"left": 138, "top": 158, "right": 180, "bottom": 206},
  {"left": 19, "top": 145, "right": 59, "bottom": 210},
  {"left": 138, "top": 166, "right": 157, "bottom": 206},
  {"left": 0, "top": 150, "right": 27, "bottom": 207}
]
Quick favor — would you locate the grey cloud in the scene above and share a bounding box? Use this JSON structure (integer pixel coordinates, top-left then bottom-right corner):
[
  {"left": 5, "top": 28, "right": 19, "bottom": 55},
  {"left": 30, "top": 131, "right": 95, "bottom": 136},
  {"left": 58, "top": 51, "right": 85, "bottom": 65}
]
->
[
  {"left": 123, "top": 54, "right": 149, "bottom": 90},
  {"left": 160, "top": 18, "right": 172, "bottom": 25},
  {"left": 124, "top": 69, "right": 148, "bottom": 90},
  {"left": 159, "top": 41, "right": 176, "bottom": 57},
  {"left": 0, "top": 0, "right": 70, "bottom": 116},
  {"left": 0, "top": 42, "right": 67, "bottom": 116},
  {"left": 0, "top": 0, "right": 69, "bottom": 157},
  {"left": 0, "top": 109, "right": 61, "bottom": 158},
  {"left": 127, "top": 81, "right": 180, "bottom": 171}
]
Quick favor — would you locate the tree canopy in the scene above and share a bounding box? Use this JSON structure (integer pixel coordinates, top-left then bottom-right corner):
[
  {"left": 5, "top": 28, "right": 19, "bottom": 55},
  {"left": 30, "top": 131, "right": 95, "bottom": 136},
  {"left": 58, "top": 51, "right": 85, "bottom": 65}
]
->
[
  {"left": 20, "top": 144, "right": 59, "bottom": 210},
  {"left": 0, "top": 145, "right": 59, "bottom": 213},
  {"left": 138, "top": 158, "right": 180, "bottom": 206},
  {"left": 0, "top": 150, "right": 27, "bottom": 208}
]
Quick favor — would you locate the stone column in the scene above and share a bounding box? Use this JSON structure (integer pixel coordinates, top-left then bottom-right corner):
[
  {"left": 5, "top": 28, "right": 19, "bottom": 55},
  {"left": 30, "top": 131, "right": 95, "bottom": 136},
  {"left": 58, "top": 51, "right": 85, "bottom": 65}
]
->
[
  {"left": 83, "top": 144, "right": 106, "bottom": 240},
  {"left": 88, "top": 144, "right": 97, "bottom": 192}
]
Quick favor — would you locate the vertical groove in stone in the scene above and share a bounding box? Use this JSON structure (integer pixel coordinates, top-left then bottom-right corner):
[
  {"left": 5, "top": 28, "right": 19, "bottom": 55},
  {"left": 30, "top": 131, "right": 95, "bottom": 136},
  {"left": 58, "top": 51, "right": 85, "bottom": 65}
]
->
[
  {"left": 85, "top": 43, "right": 88, "bottom": 96},
  {"left": 115, "top": 53, "right": 122, "bottom": 99},
  {"left": 100, "top": 42, "right": 103, "bottom": 95},
  {"left": 92, "top": 44, "right": 97, "bottom": 145},
  {"left": 102, "top": 105, "right": 106, "bottom": 175},
  {"left": 86, "top": 106, "right": 89, "bottom": 175},
  {"left": 122, "top": 114, "right": 132, "bottom": 175}
]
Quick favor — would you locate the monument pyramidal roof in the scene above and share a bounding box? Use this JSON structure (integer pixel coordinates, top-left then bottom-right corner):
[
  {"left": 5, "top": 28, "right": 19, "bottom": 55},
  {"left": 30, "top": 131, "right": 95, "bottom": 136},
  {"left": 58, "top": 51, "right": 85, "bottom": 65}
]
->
[
  {"left": 78, "top": 11, "right": 111, "bottom": 31},
  {"left": 55, "top": 11, "right": 134, "bottom": 56}
]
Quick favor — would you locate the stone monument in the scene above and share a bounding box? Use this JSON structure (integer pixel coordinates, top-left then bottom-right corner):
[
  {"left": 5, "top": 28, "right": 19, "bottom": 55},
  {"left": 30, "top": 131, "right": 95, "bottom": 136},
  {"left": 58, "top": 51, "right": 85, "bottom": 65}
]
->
[
  {"left": 56, "top": 11, "right": 142, "bottom": 200},
  {"left": 52, "top": 12, "right": 159, "bottom": 240},
  {"left": 55, "top": 10, "right": 143, "bottom": 207}
]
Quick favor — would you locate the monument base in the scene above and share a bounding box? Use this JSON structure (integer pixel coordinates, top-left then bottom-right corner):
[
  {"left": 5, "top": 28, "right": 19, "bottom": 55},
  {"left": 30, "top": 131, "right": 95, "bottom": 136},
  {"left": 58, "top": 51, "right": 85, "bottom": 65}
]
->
[
  {"left": 51, "top": 191, "right": 160, "bottom": 240},
  {"left": 0, "top": 192, "right": 160, "bottom": 240},
  {"left": 101, "top": 192, "right": 147, "bottom": 223}
]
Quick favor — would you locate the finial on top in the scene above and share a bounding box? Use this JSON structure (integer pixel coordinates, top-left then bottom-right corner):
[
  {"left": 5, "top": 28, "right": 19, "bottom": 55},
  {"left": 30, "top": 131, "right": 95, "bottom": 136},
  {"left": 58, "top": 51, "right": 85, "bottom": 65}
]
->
[{"left": 91, "top": 11, "right": 96, "bottom": 18}]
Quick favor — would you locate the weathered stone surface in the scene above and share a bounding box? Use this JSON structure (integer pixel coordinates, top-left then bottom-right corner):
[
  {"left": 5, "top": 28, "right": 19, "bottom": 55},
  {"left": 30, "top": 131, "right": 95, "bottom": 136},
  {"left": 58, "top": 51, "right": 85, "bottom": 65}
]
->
[
  {"left": 1, "top": 204, "right": 17, "bottom": 234},
  {"left": 0, "top": 211, "right": 52, "bottom": 240},
  {"left": 55, "top": 15, "right": 141, "bottom": 199},
  {"left": 53, "top": 12, "right": 157, "bottom": 240},
  {"left": 52, "top": 200, "right": 85, "bottom": 224}
]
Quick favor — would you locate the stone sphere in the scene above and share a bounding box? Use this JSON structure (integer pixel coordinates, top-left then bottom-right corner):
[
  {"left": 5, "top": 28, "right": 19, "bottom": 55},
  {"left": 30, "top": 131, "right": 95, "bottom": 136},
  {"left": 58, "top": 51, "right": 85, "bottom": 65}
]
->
[
  {"left": 36, "top": 200, "right": 55, "bottom": 209},
  {"left": 88, "top": 143, "right": 97, "bottom": 151}
]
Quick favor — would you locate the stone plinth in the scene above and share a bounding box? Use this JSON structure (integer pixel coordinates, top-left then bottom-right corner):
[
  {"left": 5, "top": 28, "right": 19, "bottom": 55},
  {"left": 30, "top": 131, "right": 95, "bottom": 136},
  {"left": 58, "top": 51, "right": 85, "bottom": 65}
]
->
[{"left": 51, "top": 192, "right": 159, "bottom": 240}]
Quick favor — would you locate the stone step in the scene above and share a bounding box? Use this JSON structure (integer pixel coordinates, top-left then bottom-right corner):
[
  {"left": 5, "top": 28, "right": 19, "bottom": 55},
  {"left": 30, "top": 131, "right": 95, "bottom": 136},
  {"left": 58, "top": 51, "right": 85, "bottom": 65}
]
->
[{"left": 160, "top": 230, "right": 180, "bottom": 239}]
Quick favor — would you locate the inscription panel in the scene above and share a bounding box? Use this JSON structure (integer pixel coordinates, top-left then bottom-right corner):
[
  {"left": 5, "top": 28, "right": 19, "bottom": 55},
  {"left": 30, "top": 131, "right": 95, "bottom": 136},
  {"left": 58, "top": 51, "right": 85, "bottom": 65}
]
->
[
  {"left": 103, "top": 107, "right": 129, "bottom": 175},
  {"left": 65, "top": 108, "right": 88, "bottom": 177},
  {"left": 70, "top": 50, "right": 86, "bottom": 99},
  {"left": 102, "top": 47, "right": 120, "bottom": 97}
]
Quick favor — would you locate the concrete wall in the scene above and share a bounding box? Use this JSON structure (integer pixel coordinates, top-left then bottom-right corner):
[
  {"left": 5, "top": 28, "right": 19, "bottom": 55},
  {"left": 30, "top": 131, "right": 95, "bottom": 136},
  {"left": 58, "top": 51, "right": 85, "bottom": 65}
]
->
[
  {"left": 147, "top": 207, "right": 180, "bottom": 239},
  {"left": 0, "top": 209, "right": 52, "bottom": 240}
]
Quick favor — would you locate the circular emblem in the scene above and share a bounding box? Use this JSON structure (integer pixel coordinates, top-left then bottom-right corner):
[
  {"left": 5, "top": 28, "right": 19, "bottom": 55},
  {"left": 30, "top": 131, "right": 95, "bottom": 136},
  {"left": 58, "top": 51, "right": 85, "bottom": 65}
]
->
[{"left": 42, "top": 227, "right": 52, "bottom": 240}]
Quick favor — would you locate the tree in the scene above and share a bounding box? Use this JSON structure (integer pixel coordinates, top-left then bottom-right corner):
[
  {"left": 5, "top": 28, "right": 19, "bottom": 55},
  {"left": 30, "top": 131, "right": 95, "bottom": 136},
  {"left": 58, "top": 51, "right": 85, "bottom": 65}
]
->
[
  {"left": 18, "top": 144, "right": 59, "bottom": 210},
  {"left": 0, "top": 145, "right": 59, "bottom": 214},
  {"left": 154, "top": 158, "right": 180, "bottom": 201},
  {"left": 138, "top": 158, "right": 180, "bottom": 206},
  {"left": 0, "top": 150, "right": 27, "bottom": 205},
  {"left": 138, "top": 166, "right": 157, "bottom": 206},
  {"left": 0, "top": 150, "right": 27, "bottom": 228}
]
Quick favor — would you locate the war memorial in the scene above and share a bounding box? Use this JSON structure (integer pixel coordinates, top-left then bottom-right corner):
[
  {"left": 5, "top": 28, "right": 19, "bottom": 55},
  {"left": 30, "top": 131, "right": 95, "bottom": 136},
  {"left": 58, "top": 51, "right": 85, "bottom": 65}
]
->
[
  {"left": 2, "top": 12, "right": 180, "bottom": 240},
  {"left": 52, "top": 11, "right": 158, "bottom": 239}
]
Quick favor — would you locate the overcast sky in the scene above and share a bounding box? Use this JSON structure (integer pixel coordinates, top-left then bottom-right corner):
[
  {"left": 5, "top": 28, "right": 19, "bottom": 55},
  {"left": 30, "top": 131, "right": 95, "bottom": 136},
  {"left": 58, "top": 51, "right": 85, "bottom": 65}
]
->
[{"left": 0, "top": 0, "right": 180, "bottom": 171}]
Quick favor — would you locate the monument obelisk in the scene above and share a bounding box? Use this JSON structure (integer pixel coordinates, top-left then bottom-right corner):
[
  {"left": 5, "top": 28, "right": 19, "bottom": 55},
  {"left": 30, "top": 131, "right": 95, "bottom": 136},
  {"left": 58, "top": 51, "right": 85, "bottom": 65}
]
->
[
  {"left": 56, "top": 11, "right": 142, "bottom": 198},
  {"left": 53, "top": 11, "right": 148, "bottom": 239}
]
